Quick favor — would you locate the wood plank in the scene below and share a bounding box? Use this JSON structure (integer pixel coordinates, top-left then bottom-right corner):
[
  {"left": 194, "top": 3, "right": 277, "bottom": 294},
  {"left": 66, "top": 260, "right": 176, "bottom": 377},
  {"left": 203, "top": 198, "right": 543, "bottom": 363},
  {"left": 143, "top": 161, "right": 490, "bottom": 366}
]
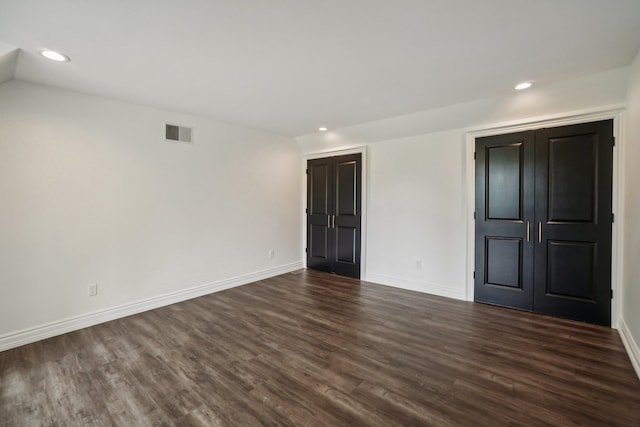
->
[{"left": 1, "top": 269, "right": 639, "bottom": 426}]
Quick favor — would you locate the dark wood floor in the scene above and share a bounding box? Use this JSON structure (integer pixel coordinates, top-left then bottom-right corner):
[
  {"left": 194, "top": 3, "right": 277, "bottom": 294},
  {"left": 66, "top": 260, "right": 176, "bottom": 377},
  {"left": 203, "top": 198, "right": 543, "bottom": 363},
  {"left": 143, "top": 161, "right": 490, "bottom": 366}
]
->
[{"left": 1, "top": 270, "right": 639, "bottom": 426}]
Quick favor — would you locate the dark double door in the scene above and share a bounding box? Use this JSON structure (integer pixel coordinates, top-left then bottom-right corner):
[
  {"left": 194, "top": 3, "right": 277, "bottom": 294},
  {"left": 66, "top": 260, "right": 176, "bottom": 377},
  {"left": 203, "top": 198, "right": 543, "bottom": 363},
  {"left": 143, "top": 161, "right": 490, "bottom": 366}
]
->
[
  {"left": 307, "top": 154, "right": 362, "bottom": 279},
  {"left": 475, "top": 120, "right": 613, "bottom": 326}
]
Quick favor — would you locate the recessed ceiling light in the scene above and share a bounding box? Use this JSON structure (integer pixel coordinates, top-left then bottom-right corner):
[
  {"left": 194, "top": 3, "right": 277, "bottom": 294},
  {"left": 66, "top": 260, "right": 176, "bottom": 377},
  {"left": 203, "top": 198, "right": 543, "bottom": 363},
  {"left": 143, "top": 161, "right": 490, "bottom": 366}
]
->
[
  {"left": 318, "top": 127, "right": 328, "bottom": 132},
  {"left": 515, "top": 81, "right": 532, "bottom": 90},
  {"left": 40, "top": 50, "right": 70, "bottom": 62}
]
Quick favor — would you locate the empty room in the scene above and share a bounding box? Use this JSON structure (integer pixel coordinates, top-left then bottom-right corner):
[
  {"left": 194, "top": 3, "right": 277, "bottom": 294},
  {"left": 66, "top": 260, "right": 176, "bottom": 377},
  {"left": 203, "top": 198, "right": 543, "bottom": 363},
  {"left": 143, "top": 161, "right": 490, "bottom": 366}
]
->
[{"left": 2, "top": 1, "right": 640, "bottom": 425}]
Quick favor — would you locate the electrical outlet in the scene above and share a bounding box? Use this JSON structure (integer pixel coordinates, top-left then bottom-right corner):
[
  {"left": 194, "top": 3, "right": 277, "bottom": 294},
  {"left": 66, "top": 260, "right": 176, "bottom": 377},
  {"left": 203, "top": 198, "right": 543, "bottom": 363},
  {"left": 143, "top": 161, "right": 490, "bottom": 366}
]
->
[
  {"left": 88, "top": 283, "right": 98, "bottom": 297},
  {"left": 268, "top": 249, "right": 275, "bottom": 259}
]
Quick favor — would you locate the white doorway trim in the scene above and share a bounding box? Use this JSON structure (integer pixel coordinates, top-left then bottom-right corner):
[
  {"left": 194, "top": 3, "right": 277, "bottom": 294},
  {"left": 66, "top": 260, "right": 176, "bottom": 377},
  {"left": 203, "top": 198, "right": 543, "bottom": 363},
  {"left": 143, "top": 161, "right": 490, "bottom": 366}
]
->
[
  {"left": 302, "top": 145, "right": 368, "bottom": 280},
  {"left": 465, "top": 105, "right": 625, "bottom": 328}
]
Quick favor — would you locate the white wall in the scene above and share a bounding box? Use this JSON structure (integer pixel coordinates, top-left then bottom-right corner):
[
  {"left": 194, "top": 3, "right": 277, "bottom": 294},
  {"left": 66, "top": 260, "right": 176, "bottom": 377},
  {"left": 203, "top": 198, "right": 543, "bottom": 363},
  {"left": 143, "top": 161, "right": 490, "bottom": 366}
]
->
[
  {"left": 366, "top": 129, "right": 467, "bottom": 299},
  {"left": 0, "top": 80, "right": 302, "bottom": 345},
  {"left": 621, "top": 51, "right": 640, "bottom": 374},
  {"left": 297, "top": 66, "right": 630, "bottom": 303}
]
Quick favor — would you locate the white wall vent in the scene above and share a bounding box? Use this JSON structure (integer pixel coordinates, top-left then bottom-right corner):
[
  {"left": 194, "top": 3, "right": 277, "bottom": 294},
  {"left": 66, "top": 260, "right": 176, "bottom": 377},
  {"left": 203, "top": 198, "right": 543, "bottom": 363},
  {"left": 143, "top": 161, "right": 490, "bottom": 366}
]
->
[{"left": 165, "top": 123, "right": 193, "bottom": 143}]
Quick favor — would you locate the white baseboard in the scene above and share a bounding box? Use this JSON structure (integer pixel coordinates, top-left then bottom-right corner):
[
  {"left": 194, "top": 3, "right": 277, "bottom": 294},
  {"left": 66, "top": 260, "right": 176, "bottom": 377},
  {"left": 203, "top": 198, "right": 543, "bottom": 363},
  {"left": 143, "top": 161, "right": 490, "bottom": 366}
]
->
[
  {"left": 0, "top": 261, "right": 303, "bottom": 353},
  {"left": 618, "top": 317, "right": 640, "bottom": 380},
  {"left": 365, "top": 272, "right": 466, "bottom": 301}
]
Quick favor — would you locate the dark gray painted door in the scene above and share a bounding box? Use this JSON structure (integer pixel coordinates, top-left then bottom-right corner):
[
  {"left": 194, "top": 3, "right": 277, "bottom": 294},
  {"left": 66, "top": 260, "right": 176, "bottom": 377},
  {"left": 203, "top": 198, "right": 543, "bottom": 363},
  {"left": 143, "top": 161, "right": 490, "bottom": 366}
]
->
[
  {"left": 475, "top": 120, "right": 613, "bottom": 326},
  {"left": 307, "top": 153, "right": 361, "bottom": 279},
  {"left": 474, "top": 131, "right": 535, "bottom": 310},
  {"left": 533, "top": 121, "right": 613, "bottom": 326},
  {"left": 307, "top": 157, "right": 333, "bottom": 273}
]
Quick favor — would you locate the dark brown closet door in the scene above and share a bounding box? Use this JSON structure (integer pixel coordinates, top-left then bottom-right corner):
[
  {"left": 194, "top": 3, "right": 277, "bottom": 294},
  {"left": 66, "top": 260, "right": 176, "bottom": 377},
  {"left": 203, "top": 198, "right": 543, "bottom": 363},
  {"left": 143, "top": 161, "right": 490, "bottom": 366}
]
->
[
  {"left": 533, "top": 120, "right": 613, "bottom": 326},
  {"left": 306, "top": 154, "right": 361, "bottom": 279},
  {"left": 307, "top": 157, "right": 333, "bottom": 273},
  {"left": 331, "top": 154, "right": 362, "bottom": 278},
  {"left": 475, "top": 120, "right": 613, "bottom": 326},
  {"left": 474, "top": 131, "right": 535, "bottom": 310}
]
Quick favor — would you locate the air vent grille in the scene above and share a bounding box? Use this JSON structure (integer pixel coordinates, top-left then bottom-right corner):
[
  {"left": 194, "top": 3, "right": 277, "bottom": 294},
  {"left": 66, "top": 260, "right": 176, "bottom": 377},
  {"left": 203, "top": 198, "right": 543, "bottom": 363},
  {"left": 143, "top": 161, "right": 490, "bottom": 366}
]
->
[{"left": 165, "top": 124, "right": 193, "bottom": 143}]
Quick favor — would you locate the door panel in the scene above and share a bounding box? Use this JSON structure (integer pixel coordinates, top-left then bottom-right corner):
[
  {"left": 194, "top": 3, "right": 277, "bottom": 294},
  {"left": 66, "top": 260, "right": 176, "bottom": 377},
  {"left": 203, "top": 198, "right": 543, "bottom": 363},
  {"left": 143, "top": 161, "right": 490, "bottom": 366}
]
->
[
  {"left": 546, "top": 241, "right": 596, "bottom": 301},
  {"left": 309, "top": 161, "right": 330, "bottom": 214},
  {"left": 307, "top": 154, "right": 361, "bottom": 279},
  {"left": 547, "top": 134, "right": 596, "bottom": 222},
  {"left": 475, "top": 131, "right": 535, "bottom": 310},
  {"left": 310, "top": 224, "right": 329, "bottom": 258},
  {"left": 336, "top": 160, "right": 357, "bottom": 216},
  {"left": 487, "top": 145, "right": 523, "bottom": 220},
  {"left": 534, "top": 120, "right": 612, "bottom": 326},
  {"left": 336, "top": 226, "right": 356, "bottom": 263},
  {"left": 485, "top": 237, "right": 522, "bottom": 289}
]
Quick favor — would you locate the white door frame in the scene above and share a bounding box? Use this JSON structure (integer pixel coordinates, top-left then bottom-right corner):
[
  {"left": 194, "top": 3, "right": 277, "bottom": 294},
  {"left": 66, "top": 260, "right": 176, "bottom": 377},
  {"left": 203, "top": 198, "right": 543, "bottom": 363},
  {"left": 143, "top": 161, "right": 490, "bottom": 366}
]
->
[
  {"left": 302, "top": 145, "right": 368, "bottom": 280},
  {"left": 465, "top": 106, "right": 625, "bottom": 328}
]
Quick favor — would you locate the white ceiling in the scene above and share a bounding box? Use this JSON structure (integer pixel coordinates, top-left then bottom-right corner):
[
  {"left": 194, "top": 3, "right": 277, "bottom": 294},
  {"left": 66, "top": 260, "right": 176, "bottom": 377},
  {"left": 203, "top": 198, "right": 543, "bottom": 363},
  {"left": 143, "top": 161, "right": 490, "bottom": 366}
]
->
[{"left": 1, "top": 0, "right": 639, "bottom": 137}]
